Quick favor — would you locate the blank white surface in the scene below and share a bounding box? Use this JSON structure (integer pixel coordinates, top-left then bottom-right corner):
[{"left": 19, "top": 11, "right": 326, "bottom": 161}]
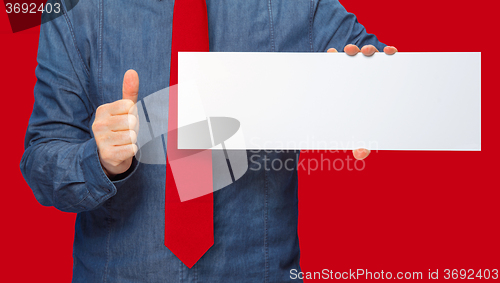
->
[{"left": 178, "top": 52, "right": 481, "bottom": 150}]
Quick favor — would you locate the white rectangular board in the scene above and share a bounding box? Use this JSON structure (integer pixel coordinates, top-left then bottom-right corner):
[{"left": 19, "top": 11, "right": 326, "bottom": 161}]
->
[{"left": 178, "top": 52, "right": 481, "bottom": 150}]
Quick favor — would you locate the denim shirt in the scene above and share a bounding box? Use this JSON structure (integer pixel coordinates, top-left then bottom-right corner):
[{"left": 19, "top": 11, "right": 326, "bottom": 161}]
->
[{"left": 20, "top": 0, "right": 385, "bottom": 282}]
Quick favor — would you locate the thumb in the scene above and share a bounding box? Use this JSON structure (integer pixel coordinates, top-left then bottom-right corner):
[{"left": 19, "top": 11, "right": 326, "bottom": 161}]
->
[{"left": 122, "top": 69, "right": 139, "bottom": 103}]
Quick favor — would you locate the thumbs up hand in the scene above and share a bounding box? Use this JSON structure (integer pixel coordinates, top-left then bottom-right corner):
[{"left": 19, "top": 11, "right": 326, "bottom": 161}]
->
[{"left": 92, "top": 70, "right": 140, "bottom": 178}]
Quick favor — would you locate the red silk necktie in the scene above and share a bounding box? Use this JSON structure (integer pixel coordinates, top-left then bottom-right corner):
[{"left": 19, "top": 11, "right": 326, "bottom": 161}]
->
[{"left": 165, "top": 0, "right": 213, "bottom": 268}]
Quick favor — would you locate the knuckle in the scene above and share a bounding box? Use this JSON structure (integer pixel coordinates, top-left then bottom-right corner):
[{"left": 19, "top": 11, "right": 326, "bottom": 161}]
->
[
  {"left": 111, "top": 99, "right": 124, "bottom": 106},
  {"left": 128, "top": 104, "right": 138, "bottom": 115},
  {"left": 128, "top": 114, "right": 138, "bottom": 129},
  {"left": 129, "top": 130, "right": 138, "bottom": 144},
  {"left": 127, "top": 144, "right": 137, "bottom": 157},
  {"left": 123, "top": 99, "right": 134, "bottom": 109},
  {"left": 96, "top": 132, "right": 111, "bottom": 145},
  {"left": 92, "top": 121, "right": 105, "bottom": 132},
  {"left": 117, "top": 146, "right": 133, "bottom": 160},
  {"left": 131, "top": 144, "right": 139, "bottom": 155},
  {"left": 95, "top": 136, "right": 103, "bottom": 145},
  {"left": 96, "top": 105, "right": 103, "bottom": 114},
  {"left": 96, "top": 104, "right": 108, "bottom": 116}
]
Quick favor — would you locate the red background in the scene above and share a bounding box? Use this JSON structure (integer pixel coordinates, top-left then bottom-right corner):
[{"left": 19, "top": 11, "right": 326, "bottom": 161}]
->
[{"left": 1, "top": 0, "right": 498, "bottom": 281}]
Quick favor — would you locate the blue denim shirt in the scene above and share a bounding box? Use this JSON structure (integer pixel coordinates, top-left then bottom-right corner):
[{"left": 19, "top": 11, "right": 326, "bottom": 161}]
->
[{"left": 20, "top": 0, "right": 385, "bottom": 282}]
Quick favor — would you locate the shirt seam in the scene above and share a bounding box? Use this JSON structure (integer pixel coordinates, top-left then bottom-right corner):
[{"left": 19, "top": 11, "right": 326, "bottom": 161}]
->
[
  {"left": 309, "top": 0, "right": 315, "bottom": 51},
  {"left": 60, "top": 0, "right": 90, "bottom": 77},
  {"left": 59, "top": 0, "right": 95, "bottom": 115},
  {"left": 98, "top": 0, "right": 104, "bottom": 105},
  {"left": 267, "top": 0, "right": 275, "bottom": 52}
]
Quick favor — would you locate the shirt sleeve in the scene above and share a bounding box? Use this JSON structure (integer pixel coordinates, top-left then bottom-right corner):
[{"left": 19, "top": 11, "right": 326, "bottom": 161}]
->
[
  {"left": 20, "top": 3, "right": 138, "bottom": 213},
  {"left": 312, "top": 0, "right": 387, "bottom": 52}
]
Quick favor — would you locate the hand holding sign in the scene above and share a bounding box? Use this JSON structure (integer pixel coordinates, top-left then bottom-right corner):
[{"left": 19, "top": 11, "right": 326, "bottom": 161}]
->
[{"left": 327, "top": 44, "right": 398, "bottom": 160}]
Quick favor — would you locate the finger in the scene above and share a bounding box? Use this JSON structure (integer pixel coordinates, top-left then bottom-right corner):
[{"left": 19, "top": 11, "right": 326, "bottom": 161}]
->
[
  {"left": 361, "top": 45, "right": 379, "bottom": 56},
  {"left": 107, "top": 99, "right": 135, "bottom": 115},
  {"left": 122, "top": 69, "right": 139, "bottom": 104},
  {"left": 112, "top": 144, "right": 139, "bottom": 161},
  {"left": 95, "top": 104, "right": 109, "bottom": 120},
  {"left": 384, "top": 46, "right": 398, "bottom": 55},
  {"left": 353, "top": 148, "right": 370, "bottom": 160},
  {"left": 128, "top": 100, "right": 139, "bottom": 118},
  {"left": 344, "top": 44, "right": 360, "bottom": 56},
  {"left": 110, "top": 130, "right": 138, "bottom": 146},
  {"left": 108, "top": 114, "right": 138, "bottom": 132},
  {"left": 327, "top": 48, "right": 338, "bottom": 53}
]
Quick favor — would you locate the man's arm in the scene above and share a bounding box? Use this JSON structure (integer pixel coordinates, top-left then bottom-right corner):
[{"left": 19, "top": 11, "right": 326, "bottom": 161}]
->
[
  {"left": 313, "top": 0, "right": 397, "bottom": 160},
  {"left": 20, "top": 7, "right": 138, "bottom": 213},
  {"left": 312, "top": 0, "right": 387, "bottom": 52}
]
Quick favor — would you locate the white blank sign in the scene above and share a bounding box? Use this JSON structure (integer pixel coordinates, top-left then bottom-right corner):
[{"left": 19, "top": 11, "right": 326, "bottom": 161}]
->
[{"left": 178, "top": 52, "right": 481, "bottom": 151}]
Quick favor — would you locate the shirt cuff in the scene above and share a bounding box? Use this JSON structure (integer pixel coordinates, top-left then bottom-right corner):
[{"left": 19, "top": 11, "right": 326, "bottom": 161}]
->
[{"left": 78, "top": 138, "right": 139, "bottom": 211}]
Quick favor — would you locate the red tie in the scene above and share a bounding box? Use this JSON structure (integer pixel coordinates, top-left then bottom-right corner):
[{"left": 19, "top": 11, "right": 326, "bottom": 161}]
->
[{"left": 165, "top": 0, "right": 213, "bottom": 268}]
